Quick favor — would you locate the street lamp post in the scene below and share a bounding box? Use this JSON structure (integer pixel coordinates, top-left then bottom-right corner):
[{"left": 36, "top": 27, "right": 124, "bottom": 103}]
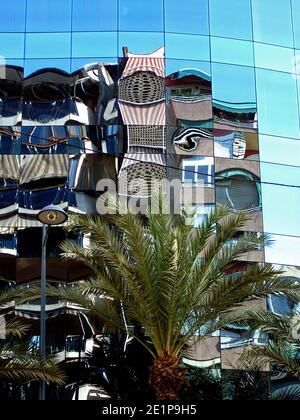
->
[{"left": 36, "top": 205, "right": 68, "bottom": 401}]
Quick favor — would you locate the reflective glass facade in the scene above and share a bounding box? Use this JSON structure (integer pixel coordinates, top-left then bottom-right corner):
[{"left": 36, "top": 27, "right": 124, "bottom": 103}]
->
[{"left": 0, "top": 0, "right": 299, "bottom": 396}]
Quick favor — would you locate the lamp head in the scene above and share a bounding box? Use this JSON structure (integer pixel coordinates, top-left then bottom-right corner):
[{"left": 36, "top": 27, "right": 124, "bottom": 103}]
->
[{"left": 37, "top": 205, "right": 68, "bottom": 226}]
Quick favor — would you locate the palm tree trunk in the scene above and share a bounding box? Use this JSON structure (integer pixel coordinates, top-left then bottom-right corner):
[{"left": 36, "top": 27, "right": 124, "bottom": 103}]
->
[{"left": 149, "top": 354, "right": 188, "bottom": 400}]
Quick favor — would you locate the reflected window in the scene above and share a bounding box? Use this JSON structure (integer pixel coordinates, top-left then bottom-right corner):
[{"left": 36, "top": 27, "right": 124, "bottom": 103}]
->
[
  {"left": 26, "top": 33, "right": 71, "bottom": 59},
  {"left": 256, "top": 69, "right": 299, "bottom": 138},
  {"left": 216, "top": 170, "right": 261, "bottom": 211},
  {"left": 72, "top": 32, "right": 117, "bottom": 58},
  {"left": 166, "top": 67, "right": 212, "bottom": 128},
  {"left": 210, "top": 0, "right": 252, "bottom": 40},
  {"left": 119, "top": 0, "right": 163, "bottom": 31},
  {"left": 26, "top": 0, "right": 72, "bottom": 32},
  {"left": 165, "top": 0, "right": 208, "bottom": 35},
  {"left": 212, "top": 63, "right": 257, "bottom": 132},
  {"left": 191, "top": 204, "right": 213, "bottom": 227},
  {"left": 182, "top": 157, "right": 214, "bottom": 187},
  {"left": 214, "top": 130, "right": 260, "bottom": 160},
  {"left": 73, "top": 0, "right": 117, "bottom": 31},
  {"left": 0, "top": 1, "right": 26, "bottom": 32},
  {"left": 252, "top": 0, "right": 293, "bottom": 47},
  {"left": 165, "top": 34, "right": 210, "bottom": 61}
]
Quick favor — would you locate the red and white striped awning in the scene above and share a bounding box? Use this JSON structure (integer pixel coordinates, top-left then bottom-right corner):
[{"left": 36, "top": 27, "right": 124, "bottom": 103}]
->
[
  {"left": 121, "top": 57, "right": 165, "bottom": 79},
  {"left": 120, "top": 147, "right": 166, "bottom": 171},
  {"left": 119, "top": 101, "right": 166, "bottom": 126}
]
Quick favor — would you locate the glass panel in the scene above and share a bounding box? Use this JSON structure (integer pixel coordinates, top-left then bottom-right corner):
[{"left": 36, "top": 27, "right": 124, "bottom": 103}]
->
[
  {"left": 165, "top": 34, "right": 210, "bottom": 61},
  {"left": 252, "top": 0, "right": 293, "bottom": 47},
  {"left": 72, "top": 0, "right": 117, "bottom": 31},
  {"left": 119, "top": 0, "right": 163, "bottom": 31},
  {"left": 292, "top": 0, "right": 300, "bottom": 50},
  {"left": 24, "top": 59, "right": 71, "bottom": 76},
  {"left": 256, "top": 69, "right": 299, "bottom": 139},
  {"left": 118, "top": 32, "right": 164, "bottom": 56},
  {"left": 0, "top": 1, "right": 26, "bottom": 32},
  {"left": 209, "top": 0, "right": 252, "bottom": 40},
  {"left": 72, "top": 32, "right": 117, "bottom": 58},
  {"left": 254, "top": 43, "right": 294, "bottom": 73},
  {"left": 214, "top": 130, "right": 259, "bottom": 160},
  {"left": 26, "top": 0, "right": 72, "bottom": 32},
  {"left": 165, "top": 0, "right": 209, "bottom": 35},
  {"left": 262, "top": 183, "right": 300, "bottom": 236},
  {"left": 259, "top": 135, "right": 300, "bottom": 167},
  {"left": 166, "top": 59, "right": 211, "bottom": 77},
  {"left": 0, "top": 34, "right": 25, "bottom": 59},
  {"left": 265, "top": 235, "right": 300, "bottom": 266},
  {"left": 166, "top": 62, "right": 212, "bottom": 128},
  {"left": 212, "top": 63, "right": 257, "bottom": 132},
  {"left": 25, "top": 33, "right": 71, "bottom": 59},
  {"left": 211, "top": 37, "right": 254, "bottom": 67}
]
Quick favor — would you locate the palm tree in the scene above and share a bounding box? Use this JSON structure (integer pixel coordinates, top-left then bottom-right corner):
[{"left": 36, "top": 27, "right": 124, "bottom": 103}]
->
[
  {"left": 0, "top": 288, "right": 66, "bottom": 387},
  {"left": 237, "top": 308, "right": 300, "bottom": 379},
  {"left": 47, "top": 201, "right": 300, "bottom": 400}
]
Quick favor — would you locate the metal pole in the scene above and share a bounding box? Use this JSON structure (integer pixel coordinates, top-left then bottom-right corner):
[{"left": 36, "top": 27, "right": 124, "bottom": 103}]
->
[{"left": 39, "top": 225, "right": 48, "bottom": 401}]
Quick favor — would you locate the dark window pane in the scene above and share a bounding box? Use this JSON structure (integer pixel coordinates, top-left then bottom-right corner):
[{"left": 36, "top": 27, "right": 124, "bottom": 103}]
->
[
  {"left": 72, "top": 0, "right": 117, "bottom": 31},
  {"left": 165, "top": 0, "right": 209, "bottom": 35},
  {"left": 210, "top": 0, "right": 252, "bottom": 40},
  {"left": 119, "top": 0, "right": 163, "bottom": 31},
  {"left": 26, "top": 0, "right": 72, "bottom": 32}
]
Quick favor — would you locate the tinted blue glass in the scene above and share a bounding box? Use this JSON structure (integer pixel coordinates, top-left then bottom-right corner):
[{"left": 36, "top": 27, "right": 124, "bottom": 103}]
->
[
  {"left": 0, "top": 1, "right": 26, "bottom": 32},
  {"left": 0, "top": 34, "right": 24, "bottom": 58},
  {"left": 165, "top": 34, "right": 210, "bottom": 61},
  {"left": 119, "top": 0, "right": 163, "bottom": 31},
  {"left": 265, "top": 235, "right": 300, "bottom": 266},
  {"left": 254, "top": 43, "right": 294, "bottom": 73},
  {"left": 292, "top": 0, "right": 300, "bottom": 49},
  {"left": 259, "top": 135, "right": 300, "bottom": 167},
  {"left": 262, "top": 184, "right": 300, "bottom": 237},
  {"left": 72, "top": 0, "right": 117, "bottom": 31},
  {"left": 252, "top": 0, "right": 293, "bottom": 47},
  {"left": 119, "top": 32, "right": 164, "bottom": 56},
  {"left": 26, "top": 0, "right": 72, "bottom": 32},
  {"left": 256, "top": 69, "right": 299, "bottom": 138},
  {"left": 26, "top": 33, "right": 71, "bottom": 59},
  {"left": 209, "top": 0, "right": 252, "bottom": 40},
  {"left": 71, "top": 57, "right": 117, "bottom": 72},
  {"left": 212, "top": 63, "right": 256, "bottom": 103},
  {"left": 165, "top": 0, "right": 209, "bottom": 35},
  {"left": 211, "top": 37, "right": 254, "bottom": 67},
  {"left": 166, "top": 60, "right": 211, "bottom": 77},
  {"left": 72, "top": 32, "right": 117, "bottom": 58},
  {"left": 24, "top": 59, "right": 71, "bottom": 76}
]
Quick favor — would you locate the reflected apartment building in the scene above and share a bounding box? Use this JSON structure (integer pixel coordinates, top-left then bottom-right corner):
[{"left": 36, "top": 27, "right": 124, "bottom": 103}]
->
[{"left": 0, "top": 0, "right": 300, "bottom": 398}]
